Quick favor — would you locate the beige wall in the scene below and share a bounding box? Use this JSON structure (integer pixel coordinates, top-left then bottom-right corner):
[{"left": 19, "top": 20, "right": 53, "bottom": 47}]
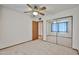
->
[{"left": 0, "top": 6, "right": 32, "bottom": 49}]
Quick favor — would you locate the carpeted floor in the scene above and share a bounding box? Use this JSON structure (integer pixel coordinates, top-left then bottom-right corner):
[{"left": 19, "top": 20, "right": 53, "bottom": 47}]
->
[{"left": 0, "top": 39, "right": 77, "bottom": 55}]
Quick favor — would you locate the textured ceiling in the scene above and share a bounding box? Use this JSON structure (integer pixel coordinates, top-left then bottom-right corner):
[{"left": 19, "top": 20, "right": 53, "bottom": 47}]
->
[{"left": 1, "top": 4, "right": 79, "bottom": 15}]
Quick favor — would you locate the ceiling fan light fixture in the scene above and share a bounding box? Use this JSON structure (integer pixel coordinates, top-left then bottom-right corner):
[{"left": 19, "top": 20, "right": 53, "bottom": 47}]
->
[{"left": 32, "top": 11, "right": 38, "bottom": 16}]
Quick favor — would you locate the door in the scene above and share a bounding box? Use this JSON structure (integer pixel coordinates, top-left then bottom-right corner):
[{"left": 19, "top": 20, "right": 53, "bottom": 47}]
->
[
  {"left": 32, "top": 21, "right": 38, "bottom": 40},
  {"left": 38, "top": 21, "right": 43, "bottom": 39}
]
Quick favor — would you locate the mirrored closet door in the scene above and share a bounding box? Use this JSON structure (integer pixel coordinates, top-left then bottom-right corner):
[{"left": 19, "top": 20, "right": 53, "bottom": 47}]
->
[{"left": 46, "top": 16, "right": 73, "bottom": 48}]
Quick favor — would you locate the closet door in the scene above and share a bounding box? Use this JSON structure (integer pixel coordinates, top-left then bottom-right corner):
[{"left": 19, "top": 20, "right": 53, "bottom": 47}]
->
[
  {"left": 46, "top": 20, "right": 57, "bottom": 44},
  {"left": 32, "top": 21, "right": 38, "bottom": 40},
  {"left": 57, "top": 17, "right": 72, "bottom": 47}
]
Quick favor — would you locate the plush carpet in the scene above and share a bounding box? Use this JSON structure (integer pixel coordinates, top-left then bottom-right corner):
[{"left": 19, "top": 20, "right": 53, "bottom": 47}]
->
[{"left": 0, "top": 39, "right": 77, "bottom": 55}]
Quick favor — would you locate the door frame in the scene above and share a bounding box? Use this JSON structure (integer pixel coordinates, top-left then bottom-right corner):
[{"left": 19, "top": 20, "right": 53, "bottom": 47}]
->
[{"left": 38, "top": 21, "right": 43, "bottom": 40}]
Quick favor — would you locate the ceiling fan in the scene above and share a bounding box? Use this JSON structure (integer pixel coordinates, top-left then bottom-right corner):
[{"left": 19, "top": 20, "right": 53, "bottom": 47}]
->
[{"left": 24, "top": 4, "right": 46, "bottom": 16}]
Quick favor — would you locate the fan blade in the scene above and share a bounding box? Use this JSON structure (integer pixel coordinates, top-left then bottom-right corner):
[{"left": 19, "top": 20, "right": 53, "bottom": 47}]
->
[
  {"left": 39, "top": 12, "right": 45, "bottom": 15},
  {"left": 34, "top": 6, "right": 38, "bottom": 10},
  {"left": 24, "top": 11, "right": 31, "bottom": 13},
  {"left": 39, "top": 7, "right": 46, "bottom": 11},
  {"left": 27, "top": 4, "right": 32, "bottom": 9}
]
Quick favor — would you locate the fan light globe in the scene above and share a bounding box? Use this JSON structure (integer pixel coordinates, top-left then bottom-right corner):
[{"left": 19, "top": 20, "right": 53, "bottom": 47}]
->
[{"left": 33, "top": 11, "right": 38, "bottom": 16}]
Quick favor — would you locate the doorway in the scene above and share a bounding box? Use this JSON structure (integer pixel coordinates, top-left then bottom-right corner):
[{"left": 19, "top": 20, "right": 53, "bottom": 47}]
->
[
  {"left": 32, "top": 21, "right": 43, "bottom": 40},
  {"left": 38, "top": 21, "right": 43, "bottom": 40},
  {"left": 32, "top": 21, "right": 38, "bottom": 40}
]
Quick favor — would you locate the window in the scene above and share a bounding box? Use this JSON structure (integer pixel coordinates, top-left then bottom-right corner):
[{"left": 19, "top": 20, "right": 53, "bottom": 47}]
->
[
  {"left": 59, "top": 22, "right": 68, "bottom": 32},
  {"left": 51, "top": 22, "right": 68, "bottom": 32},
  {"left": 51, "top": 23, "right": 58, "bottom": 32}
]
